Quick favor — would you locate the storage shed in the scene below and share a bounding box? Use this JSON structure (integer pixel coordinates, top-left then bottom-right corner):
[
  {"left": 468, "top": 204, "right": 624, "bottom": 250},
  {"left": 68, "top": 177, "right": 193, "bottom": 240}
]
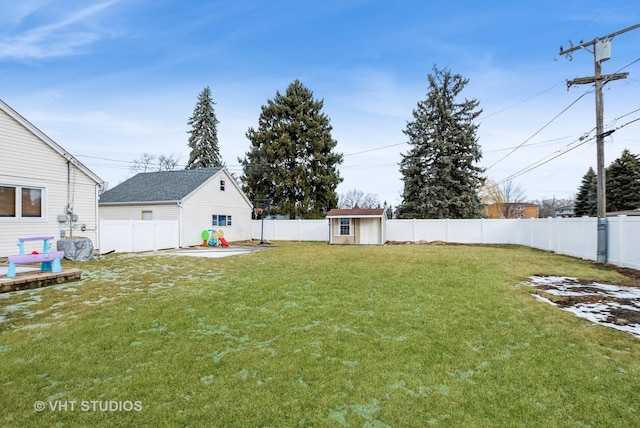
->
[{"left": 326, "top": 208, "right": 386, "bottom": 245}]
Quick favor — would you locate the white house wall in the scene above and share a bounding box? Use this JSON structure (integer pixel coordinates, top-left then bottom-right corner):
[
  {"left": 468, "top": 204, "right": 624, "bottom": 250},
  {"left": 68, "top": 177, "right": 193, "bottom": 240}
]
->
[
  {"left": 99, "top": 204, "right": 179, "bottom": 221},
  {"left": 180, "top": 170, "right": 252, "bottom": 246},
  {"left": 0, "top": 108, "right": 100, "bottom": 258}
]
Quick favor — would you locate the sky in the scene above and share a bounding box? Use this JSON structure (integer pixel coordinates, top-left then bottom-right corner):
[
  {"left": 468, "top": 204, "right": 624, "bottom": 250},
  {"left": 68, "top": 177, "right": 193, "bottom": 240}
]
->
[{"left": 1, "top": 0, "right": 639, "bottom": 208}]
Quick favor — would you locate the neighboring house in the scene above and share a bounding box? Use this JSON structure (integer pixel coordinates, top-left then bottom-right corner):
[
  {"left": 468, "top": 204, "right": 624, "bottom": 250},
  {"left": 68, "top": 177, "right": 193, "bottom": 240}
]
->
[
  {"left": 326, "top": 208, "right": 386, "bottom": 245},
  {"left": 0, "top": 99, "right": 104, "bottom": 258},
  {"left": 483, "top": 202, "right": 539, "bottom": 219},
  {"left": 99, "top": 167, "right": 253, "bottom": 247},
  {"left": 555, "top": 206, "right": 575, "bottom": 218}
]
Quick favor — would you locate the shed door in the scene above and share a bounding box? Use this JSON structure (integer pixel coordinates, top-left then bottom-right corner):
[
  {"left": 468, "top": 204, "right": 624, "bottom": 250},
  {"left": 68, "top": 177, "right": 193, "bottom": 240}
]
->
[{"left": 360, "top": 219, "right": 379, "bottom": 245}]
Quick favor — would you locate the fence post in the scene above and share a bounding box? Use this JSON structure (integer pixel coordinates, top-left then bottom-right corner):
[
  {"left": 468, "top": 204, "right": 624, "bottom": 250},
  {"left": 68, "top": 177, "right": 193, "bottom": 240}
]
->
[
  {"left": 582, "top": 216, "right": 588, "bottom": 259},
  {"left": 445, "top": 218, "right": 449, "bottom": 243},
  {"left": 153, "top": 221, "right": 157, "bottom": 251},
  {"left": 412, "top": 218, "right": 416, "bottom": 242},
  {"left": 129, "top": 219, "right": 135, "bottom": 253},
  {"left": 618, "top": 215, "right": 626, "bottom": 266}
]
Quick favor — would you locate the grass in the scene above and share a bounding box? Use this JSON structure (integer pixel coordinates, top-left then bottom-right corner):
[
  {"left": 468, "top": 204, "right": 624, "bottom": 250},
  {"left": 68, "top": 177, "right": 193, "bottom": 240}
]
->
[{"left": 1, "top": 242, "right": 640, "bottom": 427}]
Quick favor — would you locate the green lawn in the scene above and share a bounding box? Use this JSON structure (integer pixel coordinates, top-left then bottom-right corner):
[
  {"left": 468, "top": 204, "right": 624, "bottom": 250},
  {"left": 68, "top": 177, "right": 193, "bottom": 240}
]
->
[{"left": 1, "top": 242, "right": 639, "bottom": 427}]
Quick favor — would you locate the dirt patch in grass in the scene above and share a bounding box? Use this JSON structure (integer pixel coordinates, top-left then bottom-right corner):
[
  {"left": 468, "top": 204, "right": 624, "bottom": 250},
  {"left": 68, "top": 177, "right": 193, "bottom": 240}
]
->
[
  {"left": 385, "top": 240, "right": 447, "bottom": 245},
  {"left": 526, "top": 275, "right": 640, "bottom": 338},
  {"left": 607, "top": 264, "right": 640, "bottom": 287}
]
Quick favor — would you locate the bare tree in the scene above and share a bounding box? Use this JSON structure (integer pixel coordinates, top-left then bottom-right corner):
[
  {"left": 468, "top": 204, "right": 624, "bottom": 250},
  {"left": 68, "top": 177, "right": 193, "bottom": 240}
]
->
[
  {"left": 479, "top": 179, "right": 504, "bottom": 205},
  {"left": 131, "top": 153, "right": 181, "bottom": 173},
  {"left": 480, "top": 179, "right": 529, "bottom": 218},
  {"left": 131, "top": 153, "right": 156, "bottom": 173},
  {"left": 500, "top": 179, "right": 527, "bottom": 218},
  {"left": 338, "top": 189, "right": 381, "bottom": 209},
  {"left": 157, "top": 153, "right": 180, "bottom": 171},
  {"left": 501, "top": 179, "right": 527, "bottom": 203}
]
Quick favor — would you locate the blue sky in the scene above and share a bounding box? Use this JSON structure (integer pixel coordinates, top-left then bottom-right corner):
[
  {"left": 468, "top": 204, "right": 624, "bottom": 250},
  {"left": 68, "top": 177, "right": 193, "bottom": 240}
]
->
[{"left": 2, "top": 0, "right": 639, "bottom": 207}]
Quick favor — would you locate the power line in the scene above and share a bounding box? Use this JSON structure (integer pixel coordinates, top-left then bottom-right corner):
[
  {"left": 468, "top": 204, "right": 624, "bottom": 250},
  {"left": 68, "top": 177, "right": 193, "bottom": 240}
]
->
[
  {"left": 614, "top": 56, "right": 640, "bottom": 73},
  {"left": 566, "top": 0, "right": 616, "bottom": 42},
  {"left": 491, "top": 114, "right": 640, "bottom": 190},
  {"left": 479, "top": 84, "right": 561, "bottom": 120},
  {"left": 485, "top": 90, "right": 593, "bottom": 171},
  {"left": 492, "top": 136, "right": 594, "bottom": 189},
  {"left": 484, "top": 134, "right": 591, "bottom": 153},
  {"left": 343, "top": 142, "right": 406, "bottom": 156},
  {"left": 75, "top": 154, "right": 132, "bottom": 164}
]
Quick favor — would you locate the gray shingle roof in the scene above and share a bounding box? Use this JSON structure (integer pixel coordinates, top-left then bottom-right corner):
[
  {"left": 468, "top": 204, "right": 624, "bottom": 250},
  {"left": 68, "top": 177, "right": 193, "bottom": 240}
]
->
[{"left": 99, "top": 167, "right": 223, "bottom": 204}]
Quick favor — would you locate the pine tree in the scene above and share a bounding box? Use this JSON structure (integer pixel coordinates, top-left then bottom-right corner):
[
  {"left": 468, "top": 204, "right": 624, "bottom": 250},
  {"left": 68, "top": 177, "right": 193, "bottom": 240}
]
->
[
  {"left": 606, "top": 149, "right": 640, "bottom": 212},
  {"left": 397, "top": 66, "right": 484, "bottom": 219},
  {"left": 185, "top": 86, "right": 223, "bottom": 169},
  {"left": 574, "top": 167, "right": 597, "bottom": 216},
  {"left": 240, "top": 80, "right": 343, "bottom": 219}
]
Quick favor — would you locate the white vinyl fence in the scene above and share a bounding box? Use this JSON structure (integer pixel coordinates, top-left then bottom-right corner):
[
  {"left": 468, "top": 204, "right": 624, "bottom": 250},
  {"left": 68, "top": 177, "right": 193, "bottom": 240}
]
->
[
  {"left": 251, "top": 217, "right": 640, "bottom": 270},
  {"left": 96, "top": 217, "right": 638, "bottom": 270},
  {"left": 99, "top": 219, "right": 179, "bottom": 254}
]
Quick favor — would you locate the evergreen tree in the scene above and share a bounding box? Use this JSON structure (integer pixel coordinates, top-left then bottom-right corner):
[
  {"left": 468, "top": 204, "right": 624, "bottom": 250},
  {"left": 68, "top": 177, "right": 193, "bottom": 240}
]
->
[
  {"left": 397, "top": 66, "right": 484, "bottom": 219},
  {"left": 240, "top": 80, "right": 343, "bottom": 219},
  {"left": 185, "top": 86, "right": 223, "bottom": 169},
  {"left": 606, "top": 149, "right": 640, "bottom": 212},
  {"left": 574, "top": 167, "right": 597, "bottom": 216}
]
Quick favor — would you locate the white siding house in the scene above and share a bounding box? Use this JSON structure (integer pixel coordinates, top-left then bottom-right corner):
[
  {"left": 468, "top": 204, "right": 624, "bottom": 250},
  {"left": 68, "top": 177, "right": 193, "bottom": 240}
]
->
[
  {"left": 0, "top": 99, "right": 104, "bottom": 258},
  {"left": 99, "top": 167, "right": 253, "bottom": 247}
]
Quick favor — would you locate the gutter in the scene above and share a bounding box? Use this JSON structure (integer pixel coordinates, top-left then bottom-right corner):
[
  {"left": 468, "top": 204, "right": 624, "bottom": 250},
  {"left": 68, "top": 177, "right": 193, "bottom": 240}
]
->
[{"left": 98, "top": 200, "right": 181, "bottom": 206}]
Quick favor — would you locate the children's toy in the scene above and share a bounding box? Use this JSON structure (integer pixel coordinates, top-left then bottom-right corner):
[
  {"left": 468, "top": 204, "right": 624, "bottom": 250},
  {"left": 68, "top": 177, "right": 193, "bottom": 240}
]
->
[{"left": 199, "top": 229, "right": 230, "bottom": 247}]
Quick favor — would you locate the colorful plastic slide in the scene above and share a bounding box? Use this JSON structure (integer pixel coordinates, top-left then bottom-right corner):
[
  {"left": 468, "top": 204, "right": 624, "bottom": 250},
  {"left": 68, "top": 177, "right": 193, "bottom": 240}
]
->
[{"left": 219, "top": 237, "right": 229, "bottom": 247}]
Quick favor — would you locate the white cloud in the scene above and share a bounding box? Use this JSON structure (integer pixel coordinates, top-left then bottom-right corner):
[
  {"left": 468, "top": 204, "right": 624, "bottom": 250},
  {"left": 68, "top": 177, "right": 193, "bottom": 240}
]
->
[{"left": 0, "top": 0, "right": 120, "bottom": 60}]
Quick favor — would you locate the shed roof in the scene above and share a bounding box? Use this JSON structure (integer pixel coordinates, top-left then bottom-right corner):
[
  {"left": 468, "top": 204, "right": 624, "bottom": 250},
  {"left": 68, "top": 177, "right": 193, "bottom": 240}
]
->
[
  {"left": 99, "top": 167, "right": 223, "bottom": 204},
  {"left": 326, "top": 208, "right": 385, "bottom": 218}
]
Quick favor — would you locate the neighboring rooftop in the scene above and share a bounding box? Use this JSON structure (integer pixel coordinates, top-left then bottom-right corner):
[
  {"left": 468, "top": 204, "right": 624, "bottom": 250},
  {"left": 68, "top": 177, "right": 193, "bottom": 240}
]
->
[
  {"left": 99, "top": 167, "right": 223, "bottom": 204},
  {"left": 326, "top": 208, "right": 385, "bottom": 217}
]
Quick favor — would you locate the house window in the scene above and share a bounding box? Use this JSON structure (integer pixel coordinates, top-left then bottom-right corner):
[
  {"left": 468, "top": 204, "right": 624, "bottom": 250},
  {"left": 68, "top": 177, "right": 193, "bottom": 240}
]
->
[
  {"left": 142, "top": 211, "right": 153, "bottom": 220},
  {"left": 212, "top": 214, "right": 232, "bottom": 226},
  {"left": 22, "top": 188, "right": 42, "bottom": 217},
  {"left": 339, "top": 218, "right": 351, "bottom": 236},
  {"left": 0, "top": 185, "right": 43, "bottom": 218},
  {"left": 220, "top": 180, "right": 226, "bottom": 191},
  {"left": 0, "top": 186, "right": 16, "bottom": 217}
]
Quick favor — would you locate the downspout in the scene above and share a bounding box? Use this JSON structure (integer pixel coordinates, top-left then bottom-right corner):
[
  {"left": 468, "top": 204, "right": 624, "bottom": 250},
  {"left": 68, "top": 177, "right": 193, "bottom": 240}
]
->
[
  {"left": 67, "top": 160, "right": 72, "bottom": 239},
  {"left": 178, "top": 201, "right": 183, "bottom": 248},
  {"left": 95, "top": 182, "right": 101, "bottom": 250},
  {"left": 67, "top": 160, "right": 71, "bottom": 209}
]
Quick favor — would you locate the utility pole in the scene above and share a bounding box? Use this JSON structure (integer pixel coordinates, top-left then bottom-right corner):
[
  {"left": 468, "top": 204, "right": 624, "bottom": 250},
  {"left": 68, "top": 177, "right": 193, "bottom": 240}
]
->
[{"left": 559, "top": 24, "right": 638, "bottom": 263}]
